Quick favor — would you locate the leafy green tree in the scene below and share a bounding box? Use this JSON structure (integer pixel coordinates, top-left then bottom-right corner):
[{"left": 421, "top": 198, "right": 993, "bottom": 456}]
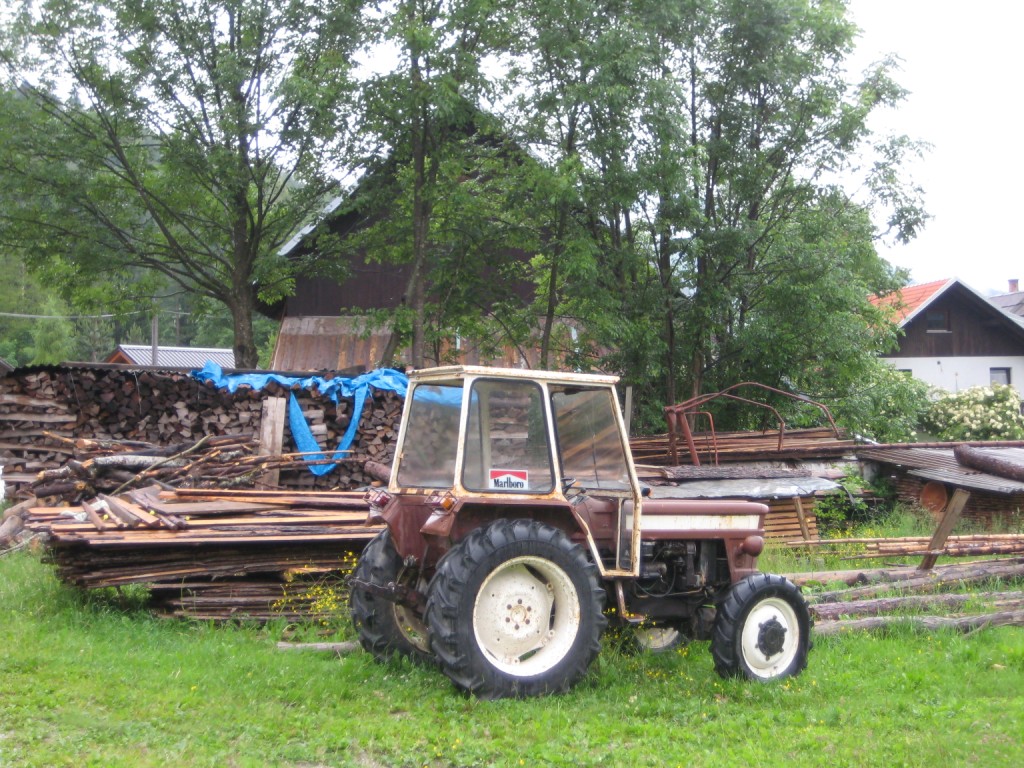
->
[
  {"left": 831, "top": 362, "right": 931, "bottom": 444},
  {"left": 28, "top": 297, "right": 77, "bottom": 365},
  {"left": 348, "top": 0, "right": 516, "bottom": 368},
  {"left": 0, "top": 251, "right": 64, "bottom": 367},
  {"left": 638, "top": 0, "right": 923, "bottom": 406},
  {"left": 0, "top": 0, "right": 363, "bottom": 367},
  {"left": 492, "top": 0, "right": 924, "bottom": 431}
]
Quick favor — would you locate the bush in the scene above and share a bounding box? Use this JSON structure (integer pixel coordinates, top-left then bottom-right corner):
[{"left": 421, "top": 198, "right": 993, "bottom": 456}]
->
[{"left": 923, "top": 384, "right": 1024, "bottom": 441}]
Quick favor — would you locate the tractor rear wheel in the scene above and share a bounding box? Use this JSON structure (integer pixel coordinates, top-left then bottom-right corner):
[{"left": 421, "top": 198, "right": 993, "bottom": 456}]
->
[
  {"left": 711, "top": 573, "right": 810, "bottom": 680},
  {"left": 350, "top": 530, "right": 432, "bottom": 664},
  {"left": 425, "top": 519, "right": 606, "bottom": 699}
]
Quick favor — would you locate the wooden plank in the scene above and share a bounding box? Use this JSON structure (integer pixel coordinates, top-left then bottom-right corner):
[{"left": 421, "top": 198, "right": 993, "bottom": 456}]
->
[
  {"left": 258, "top": 396, "right": 287, "bottom": 488},
  {"left": 918, "top": 488, "right": 970, "bottom": 571},
  {"left": 98, "top": 494, "right": 160, "bottom": 528},
  {"left": 793, "top": 496, "right": 811, "bottom": 542},
  {"left": 80, "top": 499, "right": 109, "bottom": 532}
]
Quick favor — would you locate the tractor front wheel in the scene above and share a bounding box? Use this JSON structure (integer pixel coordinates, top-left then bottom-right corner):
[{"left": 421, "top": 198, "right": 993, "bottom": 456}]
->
[
  {"left": 711, "top": 573, "right": 811, "bottom": 680},
  {"left": 425, "top": 519, "right": 606, "bottom": 699}
]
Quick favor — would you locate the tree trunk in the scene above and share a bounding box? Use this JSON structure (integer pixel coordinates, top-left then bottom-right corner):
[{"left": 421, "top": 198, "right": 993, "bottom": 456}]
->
[
  {"left": 810, "top": 591, "right": 1024, "bottom": 621},
  {"left": 229, "top": 291, "right": 258, "bottom": 369},
  {"left": 810, "top": 561, "right": 1024, "bottom": 604},
  {"left": 814, "top": 610, "right": 1024, "bottom": 636}
]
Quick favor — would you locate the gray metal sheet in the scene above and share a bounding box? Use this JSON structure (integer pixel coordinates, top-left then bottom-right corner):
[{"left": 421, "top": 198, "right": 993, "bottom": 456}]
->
[{"left": 649, "top": 477, "right": 839, "bottom": 500}]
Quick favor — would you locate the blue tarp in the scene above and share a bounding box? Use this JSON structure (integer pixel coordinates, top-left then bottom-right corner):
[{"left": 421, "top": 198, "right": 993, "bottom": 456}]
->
[{"left": 193, "top": 362, "right": 408, "bottom": 476}]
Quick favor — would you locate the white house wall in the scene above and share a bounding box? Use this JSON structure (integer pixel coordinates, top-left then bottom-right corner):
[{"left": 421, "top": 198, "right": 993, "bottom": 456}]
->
[{"left": 879, "top": 356, "right": 1024, "bottom": 393}]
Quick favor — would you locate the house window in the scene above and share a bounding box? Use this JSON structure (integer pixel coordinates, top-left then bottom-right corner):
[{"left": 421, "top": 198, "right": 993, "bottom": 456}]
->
[
  {"left": 925, "top": 309, "right": 950, "bottom": 332},
  {"left": 991, "top": 368, "right": 1011, "bottom": 386}
]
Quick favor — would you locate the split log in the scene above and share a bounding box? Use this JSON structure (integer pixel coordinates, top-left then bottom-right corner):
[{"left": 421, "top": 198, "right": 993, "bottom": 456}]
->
[
  {"left": 814, "top": 610, "right": 1024, "bottom": 636},
  {"left": 810, "top": 591, "right": 1024, "bottom": 621},
  {"left": 0, "top": 514, "right": 25, "bottom": 548},
  {"left": 363, "top": 460, "right": 391, "bottom": 484}
]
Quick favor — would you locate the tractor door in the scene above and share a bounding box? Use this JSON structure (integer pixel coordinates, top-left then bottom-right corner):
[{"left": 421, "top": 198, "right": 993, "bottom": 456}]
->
[{"left": 549, "top": 384, "right": 642, "bottom": 577}]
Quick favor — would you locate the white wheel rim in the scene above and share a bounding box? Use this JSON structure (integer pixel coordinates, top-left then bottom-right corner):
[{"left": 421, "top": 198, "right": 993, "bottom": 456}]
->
[
  {"left": 636, "top": 626, "right": 681, "bottom": 652},
  {"left": 740, "top": 596, "right": 801, "bottom": 679},
  {"left": 394, "top": 603, "right": 431, "bottom": 653},
  {"left": 473, "top": 555, "right": 581, "bottom": 676}
]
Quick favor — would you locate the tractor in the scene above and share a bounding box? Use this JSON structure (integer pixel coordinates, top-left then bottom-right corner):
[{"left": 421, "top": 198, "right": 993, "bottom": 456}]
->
[{"left": 350, "top": 366, "right": 811, "bottom": 698}]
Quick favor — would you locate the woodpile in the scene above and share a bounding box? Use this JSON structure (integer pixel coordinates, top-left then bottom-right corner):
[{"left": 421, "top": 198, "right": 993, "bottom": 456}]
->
[
  {"left": 0, "top": 365, "right": 403, "bottom": 495},
  {"left": 22, "top": 485, "right": 383, "bottom": 621}
]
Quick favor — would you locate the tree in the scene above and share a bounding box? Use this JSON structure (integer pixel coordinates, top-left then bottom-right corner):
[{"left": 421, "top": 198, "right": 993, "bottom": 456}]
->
[
  {"left": 346, "top": 0, "right": 517, "bottom": 368},
  {"left": 511, "top": 0, "right": 926, "bottom": 429},
  {"left": 0, "top": 0, "right": 363, "bottom": 367}
]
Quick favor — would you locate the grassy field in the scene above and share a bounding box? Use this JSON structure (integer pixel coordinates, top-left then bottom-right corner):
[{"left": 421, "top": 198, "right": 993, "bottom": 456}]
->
[{"left": 1, "top": 547, "right": 1022, "bottom": 768}]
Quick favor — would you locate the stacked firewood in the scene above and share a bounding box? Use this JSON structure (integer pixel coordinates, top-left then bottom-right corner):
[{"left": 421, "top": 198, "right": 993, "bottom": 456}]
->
[{"left": 0, "top": 366, "right": 403, "bottom": 494}]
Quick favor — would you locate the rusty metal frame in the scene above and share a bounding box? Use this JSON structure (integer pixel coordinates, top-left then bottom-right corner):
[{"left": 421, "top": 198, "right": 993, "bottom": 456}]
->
[{"left": 664, "top": 382, "right": 841, "bottom": 466}]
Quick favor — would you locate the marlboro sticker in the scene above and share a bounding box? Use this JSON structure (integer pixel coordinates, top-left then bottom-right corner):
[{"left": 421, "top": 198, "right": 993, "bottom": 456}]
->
[{"left": 489, "top": 469, "right": 529, "bottom": 491}]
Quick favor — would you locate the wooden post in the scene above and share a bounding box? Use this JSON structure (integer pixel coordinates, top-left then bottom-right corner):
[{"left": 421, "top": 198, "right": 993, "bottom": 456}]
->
[
  {"left": 258, "top": 397, "right": 287, "bottom": 488},
  {"left": 918, "top": 487, "right": 970, "bottom": 571},
  {"left": 794, "top": 496, "right": 811, "bottom": 543}
]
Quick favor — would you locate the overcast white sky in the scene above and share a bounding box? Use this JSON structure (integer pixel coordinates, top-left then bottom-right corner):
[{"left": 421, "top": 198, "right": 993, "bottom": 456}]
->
[{"left": 846, "top": 1, "right": 1021, "bottom": 297}]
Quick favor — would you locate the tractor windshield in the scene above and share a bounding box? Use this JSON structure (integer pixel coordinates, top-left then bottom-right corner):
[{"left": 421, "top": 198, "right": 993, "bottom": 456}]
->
[
  {"left": 550, "top": 385, "right": 631, "bottom": 491},
  {"left": 395, "top": 383, "right": 464, "bottom": 488},
  {"left": 462, "top": 378, "right": 554, "bottom": 494}
]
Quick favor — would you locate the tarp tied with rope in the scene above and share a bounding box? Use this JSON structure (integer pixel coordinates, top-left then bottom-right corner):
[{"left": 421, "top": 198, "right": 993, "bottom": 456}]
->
[{"left": 192, "top": 362, "right": 408, "bottom": 476}]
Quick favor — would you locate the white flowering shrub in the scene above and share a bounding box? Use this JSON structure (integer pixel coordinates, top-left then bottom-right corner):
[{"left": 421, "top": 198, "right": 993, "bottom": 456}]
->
[{"left": 923, "top": 384, "right": 1024, "bottom": 441}]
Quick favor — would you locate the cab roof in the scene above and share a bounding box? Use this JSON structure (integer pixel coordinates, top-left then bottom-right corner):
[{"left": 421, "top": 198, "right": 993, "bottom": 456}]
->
[{"left": 407, "top": 365, "right": 620, "bottom": 386}]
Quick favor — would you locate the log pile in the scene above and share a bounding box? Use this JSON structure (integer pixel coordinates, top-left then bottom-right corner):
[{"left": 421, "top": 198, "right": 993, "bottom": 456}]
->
[
  {"left": 0, "top": 366, "right": 403, "bottom": 494},
  {"left": 786, "top": 533, "right": 1024, "bottom": 560},
  {"left": 792, "top": 559, "right": 1024, "bottom": 635},
  {"left": 22, "top": 485, "right": 383, "bottom": 621}
]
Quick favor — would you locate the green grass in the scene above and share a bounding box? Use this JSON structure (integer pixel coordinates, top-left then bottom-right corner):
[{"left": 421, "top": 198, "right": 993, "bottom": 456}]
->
[{"left": 2, "top": 552, "right": 1023, "bottom": 767}]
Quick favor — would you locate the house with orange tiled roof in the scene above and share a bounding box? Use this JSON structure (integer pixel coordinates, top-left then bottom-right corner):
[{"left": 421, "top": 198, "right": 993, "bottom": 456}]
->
[{"left": 870, "top": 278, "right": 1024, "bottom": 392}]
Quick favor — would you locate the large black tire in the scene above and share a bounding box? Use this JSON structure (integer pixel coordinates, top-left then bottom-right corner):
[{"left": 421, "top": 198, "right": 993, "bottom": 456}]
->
[
  {"left": 350, "top": 530, "right": 433, "bottom": 664},
  {"left": 425, "top": 519, "right": 606, "bottom": 699},
  {"left": 711, "top": 573, "right": 811, "bottom": 681}
]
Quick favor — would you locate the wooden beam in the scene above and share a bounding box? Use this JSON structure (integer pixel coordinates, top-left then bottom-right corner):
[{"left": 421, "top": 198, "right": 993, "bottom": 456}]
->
[
  {"left": 918, "top": 488, "right": 970, "bottom": 571},
  {"left": 258, "top": 396, "right": 287, "bottom": 488}
]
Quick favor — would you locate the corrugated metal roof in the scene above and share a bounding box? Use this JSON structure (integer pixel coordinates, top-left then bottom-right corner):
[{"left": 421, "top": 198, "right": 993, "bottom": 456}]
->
[
  {"left": 991, "top": 291, "right": 1024, "bottom": 317},
  {"left": 859, "top": 446, "right": 1024, "bottom": 495},
  {"left": 109, "top": 345, "right": 235, "bottom": 368}
]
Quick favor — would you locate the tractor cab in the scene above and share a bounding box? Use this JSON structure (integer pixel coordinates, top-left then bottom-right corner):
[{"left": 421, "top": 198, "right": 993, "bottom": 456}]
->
[{"left": 387, "top": 366, "right": 643, "bottom": 575}]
